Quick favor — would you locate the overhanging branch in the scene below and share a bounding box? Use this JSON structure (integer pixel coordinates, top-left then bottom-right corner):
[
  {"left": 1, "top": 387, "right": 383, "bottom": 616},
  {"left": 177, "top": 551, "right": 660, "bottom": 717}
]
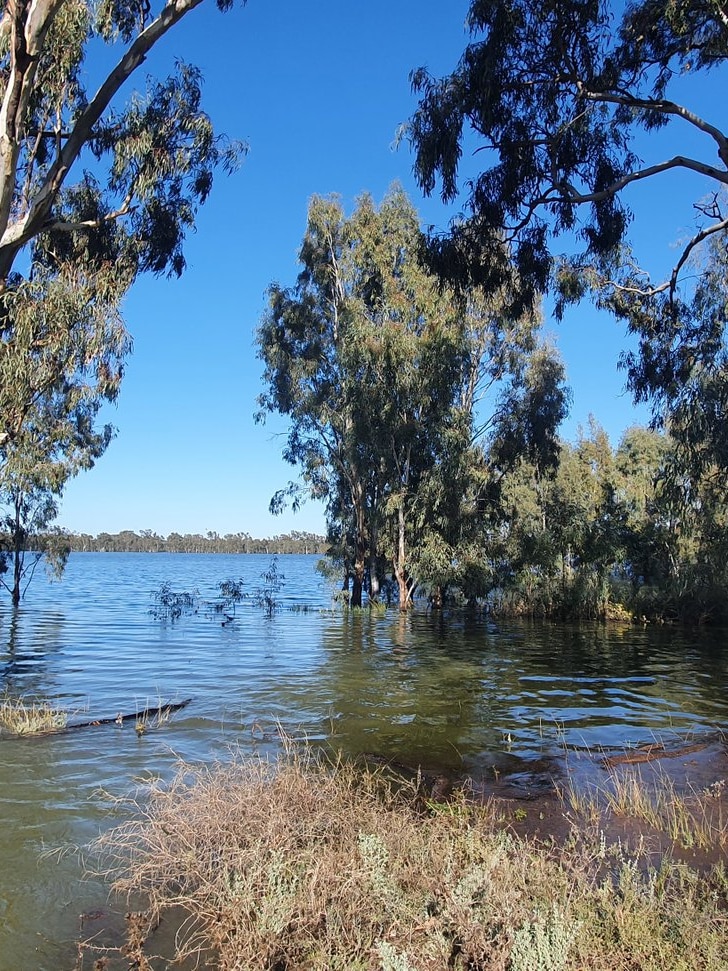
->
[{"left": 0, "top": 0, "right": 207, "bottom": 281}]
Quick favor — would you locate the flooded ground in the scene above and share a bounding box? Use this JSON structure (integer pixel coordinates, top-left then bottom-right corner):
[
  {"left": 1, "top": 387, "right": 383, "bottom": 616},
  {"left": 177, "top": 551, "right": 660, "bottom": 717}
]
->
[{"left": 1, "top": 554, "right": 727, "bottom": 969}]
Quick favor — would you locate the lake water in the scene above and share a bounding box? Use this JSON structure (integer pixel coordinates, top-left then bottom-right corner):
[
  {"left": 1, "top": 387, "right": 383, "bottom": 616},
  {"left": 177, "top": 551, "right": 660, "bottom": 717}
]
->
[{"left": 1, "top": 553, "right": 727, "bottom": 969}]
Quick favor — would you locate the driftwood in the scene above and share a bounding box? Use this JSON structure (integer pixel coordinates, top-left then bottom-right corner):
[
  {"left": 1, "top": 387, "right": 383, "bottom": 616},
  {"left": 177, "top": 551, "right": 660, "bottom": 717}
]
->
[
  {"left": 64, "top": 698, "right": 193, "bottom": 732},
  {"left": 601, "top": 737, "right": 715, "bottom": 769}
]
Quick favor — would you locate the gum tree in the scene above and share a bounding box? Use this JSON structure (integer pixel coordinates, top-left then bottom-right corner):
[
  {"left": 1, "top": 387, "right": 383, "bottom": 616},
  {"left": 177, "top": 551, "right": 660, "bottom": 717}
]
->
[
  {"left": 257, "top": 187, "right": 541, "bottom": 608},
  {"left": 410, "top": 0, "right": 728, "bottom": 300},
  {"left": 408, "top": 0, "right": 728, "bottom": 397},
  {"left": 0, "top": 0, "right": 243, "bottom": 598},
  {"left": 408, "top": 1, "right": 728, "bottom": 600}
]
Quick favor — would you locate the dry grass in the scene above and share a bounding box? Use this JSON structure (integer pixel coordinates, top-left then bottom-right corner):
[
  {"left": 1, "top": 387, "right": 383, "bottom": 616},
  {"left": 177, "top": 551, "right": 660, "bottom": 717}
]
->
[
  {"left": 603, "top": 769, "right": 728, "bottom": 851},
  {"left": 90, "top": 748, "right": 728, "bottom": 971},
  {"left": 0, "top": 694, "right": 68, "bottom": 735}
]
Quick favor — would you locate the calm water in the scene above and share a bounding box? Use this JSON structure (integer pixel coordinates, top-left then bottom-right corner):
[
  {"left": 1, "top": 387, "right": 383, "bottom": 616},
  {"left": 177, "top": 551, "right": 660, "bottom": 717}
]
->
[{"left": 1, "top": 553, "right": 727, "bottom": 968}]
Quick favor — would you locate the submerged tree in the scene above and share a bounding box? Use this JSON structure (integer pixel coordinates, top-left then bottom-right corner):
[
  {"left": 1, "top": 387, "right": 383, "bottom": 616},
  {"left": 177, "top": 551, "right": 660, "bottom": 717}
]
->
[
  {"left": 408, "top": 1, "right": 728, "bottom": 616},
  {"left": 257, "top": 187, "right": 539, "bottom": 608}
]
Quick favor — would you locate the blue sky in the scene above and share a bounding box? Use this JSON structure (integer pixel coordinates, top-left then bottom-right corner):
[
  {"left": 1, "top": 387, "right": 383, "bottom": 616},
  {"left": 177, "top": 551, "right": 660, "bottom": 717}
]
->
[{"left": 54, "top": 0, "right": 723, "bottom": 539}]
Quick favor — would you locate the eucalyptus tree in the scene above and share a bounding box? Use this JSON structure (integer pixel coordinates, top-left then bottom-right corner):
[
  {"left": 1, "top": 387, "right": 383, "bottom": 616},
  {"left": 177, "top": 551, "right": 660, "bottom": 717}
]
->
[
  {"left": 613, "top": 425, "right": 674, "bottom": 596},
  {"left": 410, "top": 0, "right": 728, "bottom": 296},
  {"left": 257, "top": 187, "right": 537, "bottom": 608},
  {"left": 0, "top": 265, "right": 129, "bottom": 601},
  {"left": 475, "top": 344, "right": 571, "bottom": 608},
  {"left": 0, "top": 0, "right": 243, "bottom": 594},
  {"left": 408, "top": 0, "right": 728, "bottom": 396}
]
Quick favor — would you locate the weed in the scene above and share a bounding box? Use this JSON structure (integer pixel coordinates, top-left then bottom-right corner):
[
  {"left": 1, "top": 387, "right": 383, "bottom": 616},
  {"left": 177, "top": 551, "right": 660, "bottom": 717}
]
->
[
  {"left": 0, "top": 694, "right": 67, "bottom": 734},
  {"left": 89, "top": 748, "right": 728, "bottom": 970},
  {"left": 510, "top": 905, "right": 580, "bottom": 971}
]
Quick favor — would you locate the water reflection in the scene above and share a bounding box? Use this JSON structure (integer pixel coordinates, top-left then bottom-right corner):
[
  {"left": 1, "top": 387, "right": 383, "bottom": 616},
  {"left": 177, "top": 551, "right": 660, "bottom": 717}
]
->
[{"left": 0, "top": 555, "right": 726, "bottom": 968}]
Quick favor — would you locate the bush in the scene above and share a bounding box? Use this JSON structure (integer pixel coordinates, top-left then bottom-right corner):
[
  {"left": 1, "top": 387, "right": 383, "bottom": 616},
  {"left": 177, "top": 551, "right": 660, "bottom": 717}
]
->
[{"left": 94, "top": 749, "right": 728, "bottom": 970}]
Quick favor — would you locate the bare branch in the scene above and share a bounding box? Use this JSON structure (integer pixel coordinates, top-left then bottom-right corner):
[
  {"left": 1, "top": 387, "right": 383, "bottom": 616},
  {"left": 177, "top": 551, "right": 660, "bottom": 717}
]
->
[
  {"left": 580, "top": 87, "right": 728, "bottom": 167},
  {"left": 523, "top": 155, "right": 728, "bottom": 220},
  {"left": 668, "top": 216, "right": 728, "bottom": 306}
]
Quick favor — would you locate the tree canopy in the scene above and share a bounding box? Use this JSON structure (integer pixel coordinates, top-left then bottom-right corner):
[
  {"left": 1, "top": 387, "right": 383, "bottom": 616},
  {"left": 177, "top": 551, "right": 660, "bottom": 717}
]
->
[
  {"left": 0, "top": 0, "right": 241, "bottom": 291},
  {"left": 0, "top": 0, "right": 244, "bottom": 599},
  {"left": 409, "top": 0, "right": 728, "bottom": 316}
]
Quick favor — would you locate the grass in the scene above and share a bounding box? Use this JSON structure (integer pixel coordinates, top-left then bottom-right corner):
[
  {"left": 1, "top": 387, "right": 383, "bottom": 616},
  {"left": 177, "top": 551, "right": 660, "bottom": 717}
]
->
[
  {"left": 603, "top": 768, "right": 728, "bottom": 851},
  {"left": 0, "top": 694, "right": 68, "bottom": 735},
  {"left": 88, "top": 746, "right": 728, "bottom": 971}
]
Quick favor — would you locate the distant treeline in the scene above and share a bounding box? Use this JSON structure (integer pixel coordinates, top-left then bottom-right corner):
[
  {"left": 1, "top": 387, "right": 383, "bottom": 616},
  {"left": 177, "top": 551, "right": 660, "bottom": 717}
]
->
[{"left": 60, "top": 530, "right": 327, "bottom": 555}]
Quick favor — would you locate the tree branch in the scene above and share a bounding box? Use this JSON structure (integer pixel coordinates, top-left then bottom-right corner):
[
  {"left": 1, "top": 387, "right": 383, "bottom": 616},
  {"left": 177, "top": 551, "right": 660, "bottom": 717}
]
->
[
  {"left": 522, "top": 155, "right": 728, "bottom": 220},
  {"left": 44, "top": 196, "right": 138, "bottom": 233},
  {"left": 580, "top": 87, "right": 728, "bottom": 168},
  {"left": 0, "top": 0, "right": 207, "bottom": 281},
  {"left": 668, "top": 215, "right": 728, "bottom": 306},
  {"left": 0, "top": 0, "right": 66, "bottom": 246}
]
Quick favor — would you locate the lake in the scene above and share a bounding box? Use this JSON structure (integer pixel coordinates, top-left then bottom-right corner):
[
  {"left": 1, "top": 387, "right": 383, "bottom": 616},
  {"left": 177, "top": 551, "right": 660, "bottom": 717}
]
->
[{"left": 1, "top": 553, "right": 727, "bottom": 969}]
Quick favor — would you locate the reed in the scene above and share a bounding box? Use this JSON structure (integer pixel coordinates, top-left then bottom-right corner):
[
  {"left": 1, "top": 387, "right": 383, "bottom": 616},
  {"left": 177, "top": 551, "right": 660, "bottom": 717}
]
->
[{"left": 0, "top": 695, "right": 68, "bottom": 735}]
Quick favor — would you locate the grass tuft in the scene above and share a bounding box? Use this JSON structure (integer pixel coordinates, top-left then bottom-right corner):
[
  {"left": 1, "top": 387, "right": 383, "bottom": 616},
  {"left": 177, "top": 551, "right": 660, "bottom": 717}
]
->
[
  {"left": 0, "top": 695, "right": 68, "bottom": 735},
  {"left": 603, "top": 768, "right": 728, "bottom": 850}
]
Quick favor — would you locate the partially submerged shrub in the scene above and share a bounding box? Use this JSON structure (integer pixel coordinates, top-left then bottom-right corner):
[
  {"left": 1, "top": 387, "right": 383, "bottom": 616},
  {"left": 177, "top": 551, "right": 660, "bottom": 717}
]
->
[
  {"left": 0, "top": 695, "right": 67, "bottom": 735},
  {"left": 253, "top": 556, "right": 285, "bottom": 617},
  {"left": 94, "top": 749, "right": 728, "bottom": 970},
  {"left": 149, "top": 583, "right": 199, "bottom": 621}
]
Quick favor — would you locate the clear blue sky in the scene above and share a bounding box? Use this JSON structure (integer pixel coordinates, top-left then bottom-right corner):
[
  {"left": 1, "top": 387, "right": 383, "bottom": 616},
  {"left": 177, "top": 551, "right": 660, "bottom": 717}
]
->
[{"left": 55, "top": 0, "right": 723, "bottom": 539}]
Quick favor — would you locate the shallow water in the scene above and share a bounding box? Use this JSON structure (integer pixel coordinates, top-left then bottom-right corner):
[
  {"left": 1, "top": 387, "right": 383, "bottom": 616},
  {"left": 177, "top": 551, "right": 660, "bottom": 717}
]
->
[{"left": 0, "top": 553, "right": 726, "bottom": 968}]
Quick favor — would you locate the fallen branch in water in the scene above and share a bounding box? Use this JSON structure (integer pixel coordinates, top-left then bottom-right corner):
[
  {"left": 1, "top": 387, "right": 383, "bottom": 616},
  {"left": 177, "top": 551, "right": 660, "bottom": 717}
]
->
[
  {"left": 2, "top": 698, "right": 192, "bottom": 738},
  {"left": 601, "top": 735, "right": 719, "bottom": 768},
  {"left": 67, "top": 698, "right": 193, "bottom": 732}
]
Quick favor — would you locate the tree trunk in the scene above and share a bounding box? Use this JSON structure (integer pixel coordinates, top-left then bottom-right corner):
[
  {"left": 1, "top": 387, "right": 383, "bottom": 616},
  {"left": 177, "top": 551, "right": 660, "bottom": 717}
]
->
[
  {"left": 393, "top": 503, "right": 412, "bottom": 610},
  {"left": 349, "top": 478, "right": 369, "bottom": 608},
  {"left": 367, "top": 522, "right": 380, "bottom": 603},
  {"left": 11, "top": 498, "right": 22, "bottom": 605},
  {"left": 351, "top": 545, "right": 366, "bottom": 608}
]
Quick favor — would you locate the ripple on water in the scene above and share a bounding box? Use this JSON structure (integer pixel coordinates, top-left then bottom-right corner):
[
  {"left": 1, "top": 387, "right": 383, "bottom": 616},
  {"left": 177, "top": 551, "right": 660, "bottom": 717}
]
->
[{"left": 1, "top": 557, "right": 727, "bottom": 968}]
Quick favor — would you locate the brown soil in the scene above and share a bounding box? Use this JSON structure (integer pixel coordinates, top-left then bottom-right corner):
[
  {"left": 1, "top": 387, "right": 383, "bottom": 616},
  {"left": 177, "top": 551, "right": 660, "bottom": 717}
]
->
[{"left": 458, "top": 731, "right": 728, "bottom": 871}]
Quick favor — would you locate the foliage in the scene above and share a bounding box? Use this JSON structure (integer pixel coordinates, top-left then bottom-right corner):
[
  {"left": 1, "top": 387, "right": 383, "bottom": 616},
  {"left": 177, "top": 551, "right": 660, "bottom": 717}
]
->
[
  {"left": 150, "top": 561, "right": 284, "bottom": 623},
  {"left": 0, "top": 0, "right": 245, "bottom": 599},
  {"left": 0, "top": 0, "right": 244, "bottom": 294},
  {"left": 253, "top": 556, "right": 285, "bottom": 617},
  {"left": 95, "top": 748, "right": 728, "bottom": 969},
  {"left": 149, "top": 582, "right": 199, "bottom": 621},
  {"left": 409, "top": 0, "right": 728, "bottom": 314},
  {"left": 477, "top": 411, "right": 728, "bottom": 622},
  {"left": 257, "top": 186, "right": 544, "bottom": 609},
  {"left": 408, "top": 0, "right": 728, "bottom": 519},
  {"left": 0, "top": 263, "right": 130, "bottom": 601}
]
